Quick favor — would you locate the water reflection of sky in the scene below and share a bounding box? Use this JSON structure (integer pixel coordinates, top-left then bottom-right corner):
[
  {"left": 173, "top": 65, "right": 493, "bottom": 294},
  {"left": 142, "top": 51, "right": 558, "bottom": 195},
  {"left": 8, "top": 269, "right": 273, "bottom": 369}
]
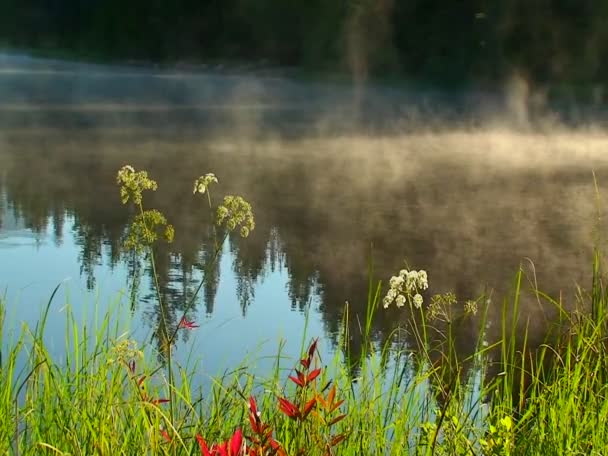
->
[{"left": 0, "top": 207, "right": 329, "bottom": 385}]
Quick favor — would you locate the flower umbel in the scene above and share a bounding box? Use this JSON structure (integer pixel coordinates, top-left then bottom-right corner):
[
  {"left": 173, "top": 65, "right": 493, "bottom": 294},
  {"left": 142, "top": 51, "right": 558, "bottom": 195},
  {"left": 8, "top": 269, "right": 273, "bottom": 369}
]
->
[
  {"left": 193, "top": 173, "right": 219, "bottom": 195},
  {"left": 464, "top": 299, "right": 478, "bottom": 316},
  {"left": 383, "top": 267, "right": 429, "bottom": 309},
  {"left": 216, "top": 195, "right": 255, "bottom": 238},
  {"left": 427, "top": 292, "right": 458, "bottom": 322},
  {"left": 116, "top": 165, "right": 158, "bottom": 205},
  {"left": 124, "top": 209, "right": 174, "bottom": 252}
]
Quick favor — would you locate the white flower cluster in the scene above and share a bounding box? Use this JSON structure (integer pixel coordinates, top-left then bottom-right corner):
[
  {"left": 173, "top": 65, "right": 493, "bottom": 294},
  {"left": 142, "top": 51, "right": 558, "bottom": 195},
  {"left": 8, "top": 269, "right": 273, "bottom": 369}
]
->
[
  {"left": 383, "top": 269, "right": 428, "bottom": 309},
  {"left": 193, "top": 173, "right": 218, "bottom": 195}
]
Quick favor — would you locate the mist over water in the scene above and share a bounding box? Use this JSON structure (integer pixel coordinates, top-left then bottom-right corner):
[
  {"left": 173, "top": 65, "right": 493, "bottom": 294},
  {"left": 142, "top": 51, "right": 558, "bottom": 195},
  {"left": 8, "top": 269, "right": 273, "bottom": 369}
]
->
[{"left": 2, "top": 54, "right": 608, "bottom": 376}]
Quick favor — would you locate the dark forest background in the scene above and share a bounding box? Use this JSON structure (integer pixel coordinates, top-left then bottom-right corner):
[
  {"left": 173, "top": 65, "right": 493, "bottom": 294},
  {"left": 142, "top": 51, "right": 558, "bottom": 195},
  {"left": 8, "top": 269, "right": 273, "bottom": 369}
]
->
[{"left": 1, "top": 0, "right": 607, "bottom": 88}]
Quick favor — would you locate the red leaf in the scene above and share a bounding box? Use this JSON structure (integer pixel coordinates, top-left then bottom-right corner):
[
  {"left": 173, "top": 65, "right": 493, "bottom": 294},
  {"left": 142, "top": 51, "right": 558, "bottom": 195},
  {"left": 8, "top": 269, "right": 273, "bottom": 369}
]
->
[
  {"left": 330, "top": 434, "right": 347, "bottom": 447},
  {"left": 328, "top": 414, "right": 347, "bottom": 426},
  {"left": 326, "top": 385, "right": 336, "bottom": 406},
  {"left": 230, "top": 429, "right": 243, "bottom": 455},
  {"left": 330, "top": 399, "right": 344, "bottom": 413},
  {"left": 300, "top": 357, "right": 311, "bottom": 369},
  {"left": 160, "top": 429, "right": 171, "bottom": 442},
  {"left": 196, "top": 434, "right": 213, "bottom": 456},
  {"left": 307, "top": 368, "right": 321, "bottom": 384},
  {"left": 302, "top": 397, "right": 316, "bottom": 419},
  {"left": 269, "top": 439, "right": 287, "bottom": 456},
  {"left": 278, "top": 397, "right": 300, "bottom": 419},
  {"left": 248, "top": 397, "right": 261, "bottom": 434},
  {"left": 307, "top": 339, "right": 318, "bottom": 359},
  {"left": 289, "top": 371, "right": 304, "bottom": 388},
  {"left": 217, "top": 441, "right": 228, "bottom": 456}
]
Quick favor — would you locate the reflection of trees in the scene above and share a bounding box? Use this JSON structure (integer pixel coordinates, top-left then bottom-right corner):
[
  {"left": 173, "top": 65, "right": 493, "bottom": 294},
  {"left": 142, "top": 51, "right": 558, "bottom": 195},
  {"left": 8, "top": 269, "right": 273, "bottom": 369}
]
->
[
  {"left": 229, "top": 224, "right": 270, "bottom": 315},
  {"left": 2, "top": 130, "right": 607, "bottom": 377},
  {"left": 73, "top": 219, "right": 103, "bottom": 289}
]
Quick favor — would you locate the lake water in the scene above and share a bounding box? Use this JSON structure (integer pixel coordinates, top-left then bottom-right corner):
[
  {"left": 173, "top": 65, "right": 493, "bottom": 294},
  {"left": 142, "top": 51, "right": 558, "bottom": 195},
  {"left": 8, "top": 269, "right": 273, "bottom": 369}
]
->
[{"left": 2, "top": 53, "right": 608, "bottom": 381}]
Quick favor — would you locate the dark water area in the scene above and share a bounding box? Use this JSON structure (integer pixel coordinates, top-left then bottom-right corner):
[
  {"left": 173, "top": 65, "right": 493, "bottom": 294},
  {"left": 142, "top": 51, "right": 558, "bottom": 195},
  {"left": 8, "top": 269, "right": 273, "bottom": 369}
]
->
[{"left": 2, "top": 54, "right": 608, "bottom": 382}]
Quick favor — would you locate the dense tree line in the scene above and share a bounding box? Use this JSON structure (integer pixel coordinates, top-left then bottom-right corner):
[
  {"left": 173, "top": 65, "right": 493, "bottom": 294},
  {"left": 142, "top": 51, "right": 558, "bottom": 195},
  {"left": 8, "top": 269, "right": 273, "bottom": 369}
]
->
[{"left": 1, "top": 0, "right": 607, "bottom": 86}]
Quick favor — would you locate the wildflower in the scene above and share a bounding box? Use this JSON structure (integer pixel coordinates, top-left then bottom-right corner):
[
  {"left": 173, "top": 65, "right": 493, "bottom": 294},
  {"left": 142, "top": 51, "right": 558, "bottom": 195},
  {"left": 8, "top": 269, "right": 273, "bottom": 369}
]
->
[
  {"left": 178, "top": 316, "right": 200, "bottom": 330},
  {"left": 389, "top": 275, "right": 404, "bottom": 289},
  {"left": 464, "top": 300, "right": 478, "bottom": 316},
  {"left": 193, "top": 173, "right": 219, "bottom": 195},
  {"left": 406, "top": 270, "right": 419, "bottom": 283},
  {"left": 427, "top": 292, "right": 457, "bottom": 322},
  {"left": 395, "top": 294, "right": 406, "bottom": 308},
  {"left": 124, "top": 209, "right": 174, "bottom": 252},
  {"left": 110, "top": 338, "right": 143, "bottom": 366},
  {"left": 383, "top": 296, "right": 392, "bottom": 309},
  {"left": 417, "top": 270, "right": 429, "bottom": 290},
  {"left": 383, "top": 266, "right": 428, "bottom": 309},
  {"left": 216, "top": 195, "right": 255, "bottom": 238},
  {"left": 116, "top": 165, "right": 158, "bottom": 205}
]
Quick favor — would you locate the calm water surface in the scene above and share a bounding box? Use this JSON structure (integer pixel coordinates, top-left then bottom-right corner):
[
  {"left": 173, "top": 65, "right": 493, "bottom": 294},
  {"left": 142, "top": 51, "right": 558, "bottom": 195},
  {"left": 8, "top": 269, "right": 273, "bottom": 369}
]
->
[{"left": 2, "top": 54, "right": 608, "bottom": 380}]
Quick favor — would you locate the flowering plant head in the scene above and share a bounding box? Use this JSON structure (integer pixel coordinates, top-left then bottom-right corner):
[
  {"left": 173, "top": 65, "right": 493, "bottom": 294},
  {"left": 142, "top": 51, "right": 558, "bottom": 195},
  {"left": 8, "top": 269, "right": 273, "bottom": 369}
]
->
[
  {"left": 216, "top": 195, "right": 255, "bottom": 238},
  {"left": 116, "top": 165, "right": 158, "bottom": 205},
  {"left": 383, "top": 268, "right": 428, "bottom": 309},
  {"left": 193, "top": 173, "right": 219, "bottom": 195},
  {"left": 426, "top": 292, "right": 478, "bottom": 322},
  {"left": 124, "top": 209, "right": 174, "bottom": 252}
]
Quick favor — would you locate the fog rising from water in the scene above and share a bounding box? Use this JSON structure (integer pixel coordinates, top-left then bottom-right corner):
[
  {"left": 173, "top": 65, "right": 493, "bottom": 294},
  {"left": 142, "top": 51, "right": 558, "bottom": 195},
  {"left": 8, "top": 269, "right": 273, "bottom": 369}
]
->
[{"left": 2, "top": 54, "right": 608, "bottom": 368}]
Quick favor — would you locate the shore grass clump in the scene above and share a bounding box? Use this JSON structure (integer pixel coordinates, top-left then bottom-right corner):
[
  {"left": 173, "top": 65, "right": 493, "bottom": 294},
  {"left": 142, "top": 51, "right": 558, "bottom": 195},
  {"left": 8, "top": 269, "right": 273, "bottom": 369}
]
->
[{"left": 3, "top": 260, "right": 608, "bottom": 454}]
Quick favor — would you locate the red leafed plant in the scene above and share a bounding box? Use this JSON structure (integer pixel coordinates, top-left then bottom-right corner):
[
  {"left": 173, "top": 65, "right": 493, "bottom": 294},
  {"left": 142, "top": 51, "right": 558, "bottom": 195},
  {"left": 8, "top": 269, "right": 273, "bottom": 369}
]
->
[
  {"left": 247, "top": 396, "right": 286, "bottom": 456},
  {"left": 276, "top": 339, "right": 349, "bottom": 455},
  {"left": 153, "top": 339, "right": 348, "bottom": 455},
  {"left": 196, "top": 428, "right": 245, "bottom": 456}
]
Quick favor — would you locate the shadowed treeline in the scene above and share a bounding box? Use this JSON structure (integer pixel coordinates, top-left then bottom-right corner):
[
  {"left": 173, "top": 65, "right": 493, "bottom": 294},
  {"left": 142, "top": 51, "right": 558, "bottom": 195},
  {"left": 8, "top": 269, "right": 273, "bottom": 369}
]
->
[{"left": 2, "top": 0, "right": 608, "bottom": 93}]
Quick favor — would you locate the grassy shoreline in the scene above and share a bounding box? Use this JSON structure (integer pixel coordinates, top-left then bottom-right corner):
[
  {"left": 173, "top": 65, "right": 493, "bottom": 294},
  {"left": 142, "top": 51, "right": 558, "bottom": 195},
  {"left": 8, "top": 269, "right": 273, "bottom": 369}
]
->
[
  {"left": 2, "top": 165, "right": 608, "bottom": 455},
  {"left": 2, "top": 258, "right": 608, "bottom": 455}
]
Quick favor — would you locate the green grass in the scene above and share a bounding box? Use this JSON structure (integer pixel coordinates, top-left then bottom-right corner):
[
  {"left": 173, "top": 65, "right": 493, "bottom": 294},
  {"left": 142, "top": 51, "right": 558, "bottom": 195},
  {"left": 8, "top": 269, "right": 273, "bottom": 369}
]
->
[{"left": 1, "top": 254, "right": 608, "bottom": 455}]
